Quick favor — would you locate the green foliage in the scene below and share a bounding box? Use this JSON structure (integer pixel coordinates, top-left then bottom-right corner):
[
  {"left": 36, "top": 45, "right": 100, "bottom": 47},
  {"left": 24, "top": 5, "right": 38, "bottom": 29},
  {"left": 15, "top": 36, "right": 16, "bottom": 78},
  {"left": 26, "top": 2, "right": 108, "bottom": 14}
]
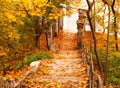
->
[
  {"left": 18, "top": 17, "right": 36, "bottom": 49},
  {"left": 108, "top": 51, "right": 120, "bottom": 84},
  {"left": 15, "top": 64, "right": 24, "bottom": 70},
  {"left": 109, "top": 76, "right": 120, "bottom": 85},
  {"left": 51, "top": 0, "right": 69, "bottom": 8},
  {"left": 92, "top": 49, "right": 120, "bottom": 85},
  {"left": 15, "top": 52, "right": 53, "bottom": 69}
]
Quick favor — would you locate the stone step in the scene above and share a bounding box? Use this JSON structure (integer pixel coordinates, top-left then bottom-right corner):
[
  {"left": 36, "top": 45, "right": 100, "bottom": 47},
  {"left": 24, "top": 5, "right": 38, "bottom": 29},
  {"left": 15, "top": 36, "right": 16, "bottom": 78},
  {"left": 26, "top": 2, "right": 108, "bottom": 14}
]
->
[{"left": 28, "top": 76, "right": 83, "bottom": 83}]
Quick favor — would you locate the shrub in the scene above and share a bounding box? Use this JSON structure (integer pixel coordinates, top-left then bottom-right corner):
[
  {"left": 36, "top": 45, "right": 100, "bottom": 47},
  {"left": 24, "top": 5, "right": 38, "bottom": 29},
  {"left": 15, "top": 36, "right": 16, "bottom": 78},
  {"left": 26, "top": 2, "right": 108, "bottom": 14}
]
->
[{"left": 15, "top": 52, "right": 53, "bottom": 69}]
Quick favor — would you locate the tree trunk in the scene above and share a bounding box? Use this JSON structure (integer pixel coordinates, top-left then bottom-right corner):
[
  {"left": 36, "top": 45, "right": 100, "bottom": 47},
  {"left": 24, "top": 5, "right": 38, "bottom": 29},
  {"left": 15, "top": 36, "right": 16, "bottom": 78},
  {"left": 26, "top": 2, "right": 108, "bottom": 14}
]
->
[
  {"left": 114, "top": 29, "right": 119, "bottom": 51},
  {"left": 87, "top": 11, "right": 103, "bottom": 73},
  {"left": 93, "top": 0, "right": 96, "bottom": 31},
  {"left": 111, "top": 0, "right": 119, "bottom": 51},
  {"left": 58, "top": 17, "right": 63, "bottom": 30},
  {"left": 86, "top": 0, "right": 103, "bottom": 73},
  {"left": 45, "top": 29, "right": 50, "bottom": 50},
  {"left": 35, "top": 34, "right": 40, "bottom": 49},
  {"left": 34, "top": 18, "right": 43, "bottom": 49},
  {"left": 104, "top": 6, "right": 110, "bottom": 86},
  {"left": 35, "top": 33, "right": 42, "bottom": 50}
]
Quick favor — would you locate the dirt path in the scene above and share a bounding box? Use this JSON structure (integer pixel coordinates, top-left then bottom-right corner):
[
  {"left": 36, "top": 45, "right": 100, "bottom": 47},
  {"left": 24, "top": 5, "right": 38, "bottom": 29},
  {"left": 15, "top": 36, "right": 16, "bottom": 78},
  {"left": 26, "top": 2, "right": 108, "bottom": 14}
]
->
[{"left": 24, "top": 31, "right": 89, "bottom": 88}]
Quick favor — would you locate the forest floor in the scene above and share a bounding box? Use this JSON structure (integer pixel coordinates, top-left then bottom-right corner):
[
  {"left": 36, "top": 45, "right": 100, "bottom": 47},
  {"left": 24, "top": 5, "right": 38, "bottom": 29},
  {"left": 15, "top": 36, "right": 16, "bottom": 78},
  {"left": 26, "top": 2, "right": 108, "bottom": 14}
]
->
[{"left": 7, "top": 30, "right": 89, "bottom": 88}]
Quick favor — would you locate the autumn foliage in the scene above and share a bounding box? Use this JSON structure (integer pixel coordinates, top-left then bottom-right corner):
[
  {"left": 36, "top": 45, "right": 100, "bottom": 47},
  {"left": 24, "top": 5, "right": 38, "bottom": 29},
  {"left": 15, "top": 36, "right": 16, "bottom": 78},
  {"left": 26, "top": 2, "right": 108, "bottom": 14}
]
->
[{"left": 0, "top": 0, "right": 67, "bottom": 75}]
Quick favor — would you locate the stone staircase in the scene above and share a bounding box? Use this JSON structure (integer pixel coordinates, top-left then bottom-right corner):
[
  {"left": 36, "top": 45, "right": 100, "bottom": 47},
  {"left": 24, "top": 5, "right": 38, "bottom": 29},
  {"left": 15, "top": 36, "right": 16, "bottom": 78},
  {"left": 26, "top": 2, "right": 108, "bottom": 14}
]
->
[{"left": 22, "top": 31, "right": 89, "bottom": 88}]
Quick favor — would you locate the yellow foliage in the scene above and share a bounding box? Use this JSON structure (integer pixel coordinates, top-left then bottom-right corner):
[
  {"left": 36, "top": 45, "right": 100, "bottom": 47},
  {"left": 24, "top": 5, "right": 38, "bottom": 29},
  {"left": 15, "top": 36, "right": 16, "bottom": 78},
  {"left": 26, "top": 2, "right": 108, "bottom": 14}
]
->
[
  {"left": 0, "top": 47, "right": 7, "bottom": 56},
  {"left": 2, "top": 29, "right": 20, "bottom": 40},
  {"left": 33, "top": 0, "right": 46, "bottom": 3},
  {"left": 6, "top": 12, "right": 17, "bottom": 22},
  {"left": 21, "top": 0, "right": 32, "bottom": 3},
  {"left": 8, "top": 30, "right": 20, "bottom": 40}
]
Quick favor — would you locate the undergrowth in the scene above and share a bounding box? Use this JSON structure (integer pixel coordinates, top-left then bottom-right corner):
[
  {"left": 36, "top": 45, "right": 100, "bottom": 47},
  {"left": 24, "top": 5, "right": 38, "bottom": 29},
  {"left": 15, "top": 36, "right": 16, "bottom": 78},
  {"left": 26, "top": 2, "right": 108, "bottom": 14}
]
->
[
  {"left": 92, "top": 48, "right": 120, "bottom": 85},
  {"left": 15, "top": 52, "right": 53, "bottom": 69}
]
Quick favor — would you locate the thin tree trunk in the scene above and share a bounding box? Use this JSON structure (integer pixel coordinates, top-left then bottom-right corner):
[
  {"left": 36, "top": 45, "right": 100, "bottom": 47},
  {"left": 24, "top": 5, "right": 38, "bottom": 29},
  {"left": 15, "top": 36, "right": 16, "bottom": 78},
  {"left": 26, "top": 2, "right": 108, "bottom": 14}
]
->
[
  {"left": 90, "top": 31, "right": 92, "bottom": 52},
  {"left": 93, "top": 0, "right": 96, "bottom": 31},
  {"left": 87, "top": 12, "right": 103, "bottom": 73},
  {"left": 104, "top": 6, "right": 110, "bottom": 86},
  {"left": 45, "top": 29, "right": 50, "bottom": 50},
  {"left": 86, "top": 0, "right": 103, "bottom": 73},
  {"left": 111, "top": 0, "right": 119, "bottom": 51},
  {"left": 36, "top": 33, "right": 42, "bottom": 49},
  {"left": 34, "top": 18, "right": 43, "bottom": 49},
  {"left": 114, "top": 29, "right": 119, "bottom": 51}
]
